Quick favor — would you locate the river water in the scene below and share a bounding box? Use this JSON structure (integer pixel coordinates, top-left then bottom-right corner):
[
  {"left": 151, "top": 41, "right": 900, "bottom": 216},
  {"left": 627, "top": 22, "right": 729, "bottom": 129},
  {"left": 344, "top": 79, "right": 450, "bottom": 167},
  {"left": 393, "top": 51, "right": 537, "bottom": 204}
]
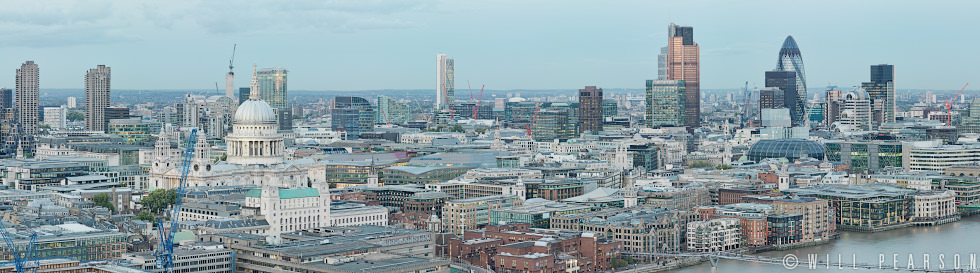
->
[{"left": 668, "top": 216, "right": 980, "bottom": 272}]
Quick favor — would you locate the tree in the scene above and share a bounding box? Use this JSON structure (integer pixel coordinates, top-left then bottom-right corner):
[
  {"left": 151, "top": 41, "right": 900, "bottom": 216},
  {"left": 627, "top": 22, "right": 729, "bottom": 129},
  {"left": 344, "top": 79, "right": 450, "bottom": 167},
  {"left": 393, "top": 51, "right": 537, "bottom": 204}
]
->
[
  {"left": 611, "top": 259, "right": 629, "bottom": 268},
  {"left": 716, "top": 164, "right": 734, "bottom": 170},
  {"left": 450, "top": 124, "right": 464, "bottom": 133},
  {"left": 689, "top": 161, "right": 713, "bottom": 169},
  {"left": 93, "top": 193, "right": 115, "bottom": 213},
  {"left": 135, "top": 210, "right": 155, "bottom": 222},
  {"left": 66, "top": 111, "right": 84, "bottom": 122},
  {"left": 474, "top": 127, "right": 487, "bottom": 134},
  {"left": 141, "top": 189, "right": 178, "bottom": 213}
]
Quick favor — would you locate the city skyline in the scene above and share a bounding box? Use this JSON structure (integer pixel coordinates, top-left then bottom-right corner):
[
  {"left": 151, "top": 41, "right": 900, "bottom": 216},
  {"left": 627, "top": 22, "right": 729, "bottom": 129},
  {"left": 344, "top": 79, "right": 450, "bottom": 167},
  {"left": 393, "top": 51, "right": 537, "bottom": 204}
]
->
[{"left": 0, "top": 1, "right": 976, "bottom": 91}]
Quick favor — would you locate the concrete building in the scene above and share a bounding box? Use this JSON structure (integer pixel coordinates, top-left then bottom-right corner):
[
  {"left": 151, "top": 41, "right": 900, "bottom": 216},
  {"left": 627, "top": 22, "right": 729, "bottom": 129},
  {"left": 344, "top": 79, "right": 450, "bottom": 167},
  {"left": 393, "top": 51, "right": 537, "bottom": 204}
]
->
[
  {"left": 328, "top": 202, "right": 388, "bottom": 227},
  {"left": 911, "top": 190, "right": 958, "bottom": 225},
  {"left": 243, "top": 184, "right": 331, "bottom": 238},
  {"left": 489, "top": 198, "right": 592, "bottom": 228},
  {"left": 772, "top": 197, "right": 835, "bottom": 243},
  {"left": 42, "top": 105, "right": 67, "bottom": 129},
  {"left": 578, "top": 86, "right": 603, "bottom": 134},
  {"left": 122, "top": 242, "right": 234, "bottom": 273},
  {"left": 442, "top": 195, "right": 523, "bottom": 234},
  {"left": 203, "top": 225, "right": 446, "bottom": 273},
  {"left": 908, "top": 144, "right": 980, "bottom": 172},
  {"left": 687, "top": 218, "right": 740, "bottom": 252},
  {"left": 436, "top": 53, "right": 454, "bottom": 110},
  {"left": 84, "top": 65, "right": 111, "bottom": 132},
  {"left": 16, "top": 61, "right": 39, "bottom": 136}
]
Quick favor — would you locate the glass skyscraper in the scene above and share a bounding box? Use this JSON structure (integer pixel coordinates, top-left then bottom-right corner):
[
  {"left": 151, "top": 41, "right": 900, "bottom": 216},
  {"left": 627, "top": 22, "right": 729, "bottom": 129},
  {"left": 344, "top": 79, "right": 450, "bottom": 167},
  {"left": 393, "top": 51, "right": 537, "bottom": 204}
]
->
[
  {"left": 436, "top": 54, "right": 454, "bottom": 110},
  {"left": 862, "top": 64, "right": 895, "bottom": 127},
  {"left": 645, "top": 80, "right": 686, "bottom": 128},
  {"left": 776, "top": 36, "right": 807, "bottom": 126},
  {"left": 666, "top": 23, "right": 700, "bottom": 128},
  {"left": 332, "top": 96, "right": 374, "bottom": 140}
]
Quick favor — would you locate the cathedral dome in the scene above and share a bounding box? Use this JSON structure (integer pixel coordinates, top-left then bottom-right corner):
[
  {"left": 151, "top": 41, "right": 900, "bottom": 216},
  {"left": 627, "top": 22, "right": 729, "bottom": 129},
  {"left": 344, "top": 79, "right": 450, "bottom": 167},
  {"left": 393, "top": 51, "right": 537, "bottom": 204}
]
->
[{"left": 234, "top": 99, "right": 277, "bottom": 125}]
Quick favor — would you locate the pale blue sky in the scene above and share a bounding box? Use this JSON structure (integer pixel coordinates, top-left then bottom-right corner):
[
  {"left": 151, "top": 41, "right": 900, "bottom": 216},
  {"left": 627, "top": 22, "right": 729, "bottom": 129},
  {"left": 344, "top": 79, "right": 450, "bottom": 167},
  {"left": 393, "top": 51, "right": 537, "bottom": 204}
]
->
[{"left": 0, "top": 0, "right": 974, "bottom": 91}]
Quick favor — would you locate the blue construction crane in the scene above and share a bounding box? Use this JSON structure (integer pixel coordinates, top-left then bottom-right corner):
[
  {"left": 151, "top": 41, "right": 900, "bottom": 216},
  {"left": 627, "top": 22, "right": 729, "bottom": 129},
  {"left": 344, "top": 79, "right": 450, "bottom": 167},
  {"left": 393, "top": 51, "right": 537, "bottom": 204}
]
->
[
  {"left": 153, "top": 128, "right": 198, "bottom": 273},
  {"left": 0, "top": 220, "right": 38, "bottom": 273}
]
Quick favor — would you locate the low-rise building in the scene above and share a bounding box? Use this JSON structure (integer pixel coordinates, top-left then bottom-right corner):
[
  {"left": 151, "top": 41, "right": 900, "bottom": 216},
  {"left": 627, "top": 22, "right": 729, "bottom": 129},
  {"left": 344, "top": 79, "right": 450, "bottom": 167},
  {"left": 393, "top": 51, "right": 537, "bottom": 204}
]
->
[
  {"left": 489, "top": 198, "right": 592, "bottom": 228},
  {"left": 687, "top": 218, "right": 740, "bottom": 252},
  {"left": 442, "top": 195, "right": 523, "bottom": 235},
  {"left": 328, "top": 202, "right": 388, "bottom": 227}
]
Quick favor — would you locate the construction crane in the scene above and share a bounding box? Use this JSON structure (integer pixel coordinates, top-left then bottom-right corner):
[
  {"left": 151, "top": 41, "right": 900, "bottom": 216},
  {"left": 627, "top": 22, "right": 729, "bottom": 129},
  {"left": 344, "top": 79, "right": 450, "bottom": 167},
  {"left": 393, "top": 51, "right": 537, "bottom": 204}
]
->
[
  {"left": 474, "top": 85, "right": 485, "bottom": 120},
  {"left": 0, "top": 221, "right": 38, "bottom": 273},
  {"left": 228, "top": 44, "right": 236, "bottom": 73},
  {"left": 153, "top": 129, "right": 198, "bottom": 273},
  {"left": 944, "top": 83, "right": 969, "bottom": 125},
  {"left": 526, "top": 102, "right": 541, "bottom": 137},
  {"left": 443, "top": 83, "right": 456, "bottom": 122}
]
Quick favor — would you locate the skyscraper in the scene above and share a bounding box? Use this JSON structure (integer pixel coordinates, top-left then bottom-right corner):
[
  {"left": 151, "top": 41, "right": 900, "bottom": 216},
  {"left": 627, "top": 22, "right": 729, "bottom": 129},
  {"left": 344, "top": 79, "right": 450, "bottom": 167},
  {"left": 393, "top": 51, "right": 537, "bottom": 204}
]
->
[
  {"left": 666, "top": 23, "right": 700, "bottom": 128},
  {"left": 759, "top": 87, "right": 785, "bottom": 114},
  {"left": 775, "top": 36, "right": 807, "bottom": 126},
  {"left": 0, "top": 88, "right": 10, "bottom": 109},
  {"left": 16, "top": 61, "right": 39, "bottom": 136},
  {"left": 862, "top": 64, "right": 895, "bottom": 127},
  {"left": 226, "top": 71, "right": 235, "bottom": 99},
  {"left": 657, "top": 47, "right": 668, "bottom": 80},
  {"left": 256, "top": 68, "right": 290, "bottom": 130},
  {"left": 578, "top": 86, "right": 603, "bottom": 134},
  {"left": 764, "top": 70, "right": 797, "bottom": 120},
  {"left": 646, "top": 80, "right": 686, "bottom": 128},
  {"left": 85, "top": 65, "right": 111, "bottom": 132},
  {"left": 436, "top": 54, "right": 455, "bottom": 110},
  {"left": 332, "top": 96, "right": 374, "bottom": 140}
]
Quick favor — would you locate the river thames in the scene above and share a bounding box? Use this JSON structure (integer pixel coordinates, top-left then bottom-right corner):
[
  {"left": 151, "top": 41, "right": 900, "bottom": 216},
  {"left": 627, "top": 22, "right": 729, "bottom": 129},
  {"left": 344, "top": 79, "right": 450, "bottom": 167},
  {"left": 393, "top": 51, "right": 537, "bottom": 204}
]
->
[{"left": 667, "top": 216, "right": 980, "bottom": 272}]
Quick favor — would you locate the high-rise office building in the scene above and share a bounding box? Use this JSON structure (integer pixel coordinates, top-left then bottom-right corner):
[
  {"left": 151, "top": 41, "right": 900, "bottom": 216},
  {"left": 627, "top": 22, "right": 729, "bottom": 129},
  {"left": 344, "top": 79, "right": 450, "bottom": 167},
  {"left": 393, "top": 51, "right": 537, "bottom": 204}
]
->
[
  {"left": 436, "top": 54, "right": 455, "bottom": 110},
  {"left": 532, "top": 108, "right": 575, "bottom": 142},
  {"left": 376, "top": 95, "right": 411, "bottom": 124},
  {"left": 657, "top": 47, "right": 668, "bottom": 80},
  {"left": 16, "top": 61, "right": 39, "bottom": 136},
  {"left": 332, "top": 96, "right": 374, "bottom": 140},
  {"left": 256, "top": 68, "right": 290, "bottom": 130},
  {"left": 666, "top": 23, "right": 700, "bottom": 128},
  {"left": 226, "top": 72, "right": 235, "bottom": 99},
  {"left": 775, "top": 36, "right": 807, "bottom": 126},
  {"left": 763, "top": 70, "right": 797, "bottom": 121},
  {"left": 646, "top": 80, "right": 686, "bottom": 128},
  {"left": 238, "top": 88, "right": 250, "bottom": 105},
  {"left": 0, "top": 88, "right": 10, "bottom": 109},
  {"left": 85, "top": 65, "right": 111, "bottom": 132},
  {"left": 256, "top": 68, "right": 287, "bottom": 108},
  {"left": 825, "top": 87, "right": 842, "bottom": 126},
  {"left": 578, "top": 86, "right": 603, "bottom": 134},
  {"left": 759, "top": 87, "right": 785, "bottom": 114},
  {"left": 862, "top": 64, "right": 895, "bottom": 127},
  {"left": 66, "top": 96, "right": 77, "bottom": 108}
]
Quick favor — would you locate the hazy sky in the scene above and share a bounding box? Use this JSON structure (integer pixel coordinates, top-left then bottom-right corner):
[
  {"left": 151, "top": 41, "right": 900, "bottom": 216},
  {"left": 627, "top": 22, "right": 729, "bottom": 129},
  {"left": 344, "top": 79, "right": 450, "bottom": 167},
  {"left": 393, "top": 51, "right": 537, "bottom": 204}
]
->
[{"left": 0, "top": 0, "right": 975, "bottom": 92}]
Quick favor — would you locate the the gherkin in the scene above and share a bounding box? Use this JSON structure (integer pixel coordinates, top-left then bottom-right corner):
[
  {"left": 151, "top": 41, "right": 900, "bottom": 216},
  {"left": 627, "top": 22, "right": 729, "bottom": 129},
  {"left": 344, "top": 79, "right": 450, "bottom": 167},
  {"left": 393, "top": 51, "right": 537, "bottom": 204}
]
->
[{"left": 776, "top": 36, "right": 807, "bottom": 126}]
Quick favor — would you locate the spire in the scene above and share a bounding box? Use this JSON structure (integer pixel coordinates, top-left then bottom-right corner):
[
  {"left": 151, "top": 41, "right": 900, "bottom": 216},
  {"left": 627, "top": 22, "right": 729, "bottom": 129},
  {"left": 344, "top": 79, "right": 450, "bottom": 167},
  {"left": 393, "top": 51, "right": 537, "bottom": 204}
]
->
[{"left": 249, "top": 65, "right": 260, "bottom": 100}]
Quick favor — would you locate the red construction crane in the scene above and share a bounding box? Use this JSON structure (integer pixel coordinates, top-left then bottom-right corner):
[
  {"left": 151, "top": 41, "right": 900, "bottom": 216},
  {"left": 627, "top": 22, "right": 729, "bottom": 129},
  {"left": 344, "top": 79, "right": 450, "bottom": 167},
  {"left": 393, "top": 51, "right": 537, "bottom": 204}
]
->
[
  {"left": 526, "top": 102, "right": 541, "bottom": 137},
  {"left": 473, "top": 85, "right": 485, "bottom": 119},
  {"left": 945, "top": 83, "right": 969, "bottom": 125}
]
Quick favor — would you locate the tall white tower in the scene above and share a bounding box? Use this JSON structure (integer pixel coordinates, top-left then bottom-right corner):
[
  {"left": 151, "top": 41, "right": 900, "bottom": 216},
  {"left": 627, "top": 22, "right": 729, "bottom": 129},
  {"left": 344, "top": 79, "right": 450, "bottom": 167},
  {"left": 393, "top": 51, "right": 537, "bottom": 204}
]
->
[{"left": 436, "top": 54, "right": 454, "bottom": 110}]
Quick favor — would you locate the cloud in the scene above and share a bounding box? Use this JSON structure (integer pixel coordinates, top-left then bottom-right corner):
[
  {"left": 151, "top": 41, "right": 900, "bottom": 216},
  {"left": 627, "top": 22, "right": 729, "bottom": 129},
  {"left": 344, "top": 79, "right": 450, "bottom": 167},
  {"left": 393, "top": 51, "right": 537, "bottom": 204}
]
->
[{"left": 0, "top": 0, "right": 434, "bottom": 47}]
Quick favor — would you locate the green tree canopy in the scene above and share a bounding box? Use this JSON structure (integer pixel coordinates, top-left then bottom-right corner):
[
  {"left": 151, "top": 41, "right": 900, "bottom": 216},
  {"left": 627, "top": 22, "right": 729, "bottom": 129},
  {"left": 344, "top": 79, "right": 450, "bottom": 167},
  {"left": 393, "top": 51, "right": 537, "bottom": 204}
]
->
[
  {"left": 66, "top": 111, "right": 84, "bottom": 122},
  {"left": 93, "top": 193, "right": 115, "bottom": 213},
  {"left": 135, "top": 210, "right": 155, "bottom": 222},
  {"left": 141, "top": 189, "right": 178, "bottom": 213}
]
